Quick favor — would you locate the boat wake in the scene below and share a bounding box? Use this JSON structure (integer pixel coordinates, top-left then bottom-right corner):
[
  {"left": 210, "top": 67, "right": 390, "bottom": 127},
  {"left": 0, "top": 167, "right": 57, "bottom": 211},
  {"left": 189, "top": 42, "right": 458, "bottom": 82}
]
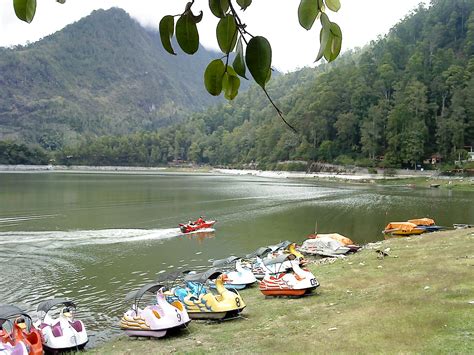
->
[{"left": 0, "top": 227, "right": 192, "bottom": 249}]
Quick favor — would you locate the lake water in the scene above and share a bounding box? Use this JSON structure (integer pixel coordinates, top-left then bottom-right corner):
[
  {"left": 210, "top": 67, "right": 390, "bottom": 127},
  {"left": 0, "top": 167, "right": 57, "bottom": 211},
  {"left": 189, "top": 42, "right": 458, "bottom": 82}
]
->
[{"left": 0, "top": 171, "right": 472, "bottom": 345}]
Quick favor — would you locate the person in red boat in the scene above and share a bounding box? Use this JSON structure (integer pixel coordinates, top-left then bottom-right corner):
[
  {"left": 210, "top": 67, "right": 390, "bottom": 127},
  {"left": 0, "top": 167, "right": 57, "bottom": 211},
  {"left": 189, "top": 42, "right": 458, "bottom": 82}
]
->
[{"left": 196, "top": 217, "right": 204, "bottom": 224}]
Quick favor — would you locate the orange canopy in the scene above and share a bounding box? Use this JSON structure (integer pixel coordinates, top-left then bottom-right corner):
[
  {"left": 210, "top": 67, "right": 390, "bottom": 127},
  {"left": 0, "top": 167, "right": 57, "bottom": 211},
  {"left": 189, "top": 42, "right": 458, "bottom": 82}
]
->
[
  {"left": 384, "top": 222, "right": 419, "bottom": 232},
  {"left": 408, "top": 218, "right": 435, "bottom": 226}
]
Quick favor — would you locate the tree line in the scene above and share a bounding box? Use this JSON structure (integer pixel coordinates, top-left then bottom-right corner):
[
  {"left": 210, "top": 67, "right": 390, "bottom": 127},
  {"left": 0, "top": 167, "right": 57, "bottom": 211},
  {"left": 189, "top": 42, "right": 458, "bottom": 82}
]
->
[{"left": 3, "top": 0, "right": 474, "bottom": 169}]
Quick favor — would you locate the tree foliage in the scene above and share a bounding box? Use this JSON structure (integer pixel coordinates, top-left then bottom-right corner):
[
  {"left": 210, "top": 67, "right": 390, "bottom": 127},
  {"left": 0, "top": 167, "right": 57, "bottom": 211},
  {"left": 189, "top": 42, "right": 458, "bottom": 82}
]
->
[
  {"left": 10, "top": 0, "right": 343, "bottom": 131},
  {"left": 51, "top": 0, "right": 474, "bottom": 169}
]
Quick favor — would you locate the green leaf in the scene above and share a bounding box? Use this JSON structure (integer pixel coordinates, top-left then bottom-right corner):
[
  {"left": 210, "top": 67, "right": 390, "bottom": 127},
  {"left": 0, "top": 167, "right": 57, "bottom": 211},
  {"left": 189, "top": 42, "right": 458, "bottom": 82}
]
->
[
  {"left": 159, "top": 16, "right": 176, "bottom": 55},
  {"left": 236, "top": 0, "right": 252, "bottom": 10},
  {"left": 328, "top": 22, "right": 342, "bottom": 61},
  {"left": 265, "top": 68, "right": 272, "bottom": 84},
  {"left": 325, "top": 0, "right": 341, "bottom": 12},
  {"left": 204, "top": 59, "right": 225, "bottom": 96},
  {"left": 298, "top": 0, "right": 319, "bottom": 30},
  {"left": 320, "top": 12, "right": 331, "bottom": 28},
  {"left": 233, "top": 37, "right": 247, "bottom": 79},
  {"left": 245, "top": 36, "right": 272, "bottom": 88},
  {"left": 209, "top": 0, "right": 229, "bottom": 18},
  {"left": 223, "top": 67, "right": 240, "bottom": 100},
  {"left": 323, "top": 33, "right": 333, "bottom": 61},
  {"left": 13, "top": 0, "right": 36, "bottom": 23},
  {"left": 176, "top": 13, "right": 199, "bottom": 55},
  {"left": 315, "top": 26, "right": 330, "bottom": 62},
  {"left": 216, "top": 15, "right": 237, "bottom": 54},
  {"left": 191, "top": 11, "right": 203, "bottom": 24}
]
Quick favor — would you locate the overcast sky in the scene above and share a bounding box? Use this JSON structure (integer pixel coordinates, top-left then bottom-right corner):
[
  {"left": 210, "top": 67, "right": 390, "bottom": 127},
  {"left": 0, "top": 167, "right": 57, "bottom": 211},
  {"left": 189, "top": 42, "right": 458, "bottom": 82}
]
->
[{"left": 0, "top": 0, "right": 430, "bottom": 72}]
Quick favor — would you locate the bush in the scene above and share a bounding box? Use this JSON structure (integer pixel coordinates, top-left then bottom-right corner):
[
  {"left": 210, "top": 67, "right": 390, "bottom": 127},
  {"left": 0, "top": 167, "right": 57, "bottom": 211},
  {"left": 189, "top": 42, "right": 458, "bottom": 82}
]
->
[
  {"left": 354, "top": 157, "right": 374, "bottom": 168},
  {"left": 368, "top": 167, "right": 378, "bottom": 174},
  {"left": 334, "top": 155, "right": 355, "bottom": 166},
  {"left": 280, "top": 162, "right": 307, "bottom": 171},
  {"left": 383, "top": 168, "right": 397, "bottom": 177}
]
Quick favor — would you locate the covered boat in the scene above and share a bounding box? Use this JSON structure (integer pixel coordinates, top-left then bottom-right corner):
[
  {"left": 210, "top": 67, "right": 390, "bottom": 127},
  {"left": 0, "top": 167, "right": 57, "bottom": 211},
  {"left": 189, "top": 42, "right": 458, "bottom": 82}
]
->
[
  {"left": 121, "top": 283, "right": 190, "bottom": 338},
  {"left": 259, "top": 255, "right": 319, "bottom": 297},
  {"left": 169, "top": 268, "right": 246, "bottom": 320},
  {"left": 179, "top": 217, "right": 216, "bottom": 234},
  {"left": 307, "top": 233, "right": 361, "bottom": 252},
  {"left": 35, "top": 298, "right": 88, "bottom": 352},
  {"left": 299, "top": 236, "right": 351, "bottom": 257},
  {"left": 0, "top": 305, "right": 42, "bottom": 355},
  {"left": 407, "top": 218, "right": 442, "bottom": 232},
  {"left": 383, "top": 222, "right": 425, "bottom": 236}
]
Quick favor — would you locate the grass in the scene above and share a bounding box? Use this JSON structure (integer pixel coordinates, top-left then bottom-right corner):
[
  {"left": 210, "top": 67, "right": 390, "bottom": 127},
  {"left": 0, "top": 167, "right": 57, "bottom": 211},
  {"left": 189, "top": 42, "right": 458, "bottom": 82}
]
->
[
  {"left": 93, "top": 229, "right": 474, "bottom": 354},
  {"left": 377, "top": 177, "right": 474, "bottom": 191}
]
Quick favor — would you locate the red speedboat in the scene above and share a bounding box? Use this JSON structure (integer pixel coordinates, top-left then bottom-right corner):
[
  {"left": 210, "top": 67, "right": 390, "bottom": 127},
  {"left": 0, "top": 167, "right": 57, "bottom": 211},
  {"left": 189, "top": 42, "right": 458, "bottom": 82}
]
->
[{"left": 179, "top": 217, "right": 216, "bottom": 233}]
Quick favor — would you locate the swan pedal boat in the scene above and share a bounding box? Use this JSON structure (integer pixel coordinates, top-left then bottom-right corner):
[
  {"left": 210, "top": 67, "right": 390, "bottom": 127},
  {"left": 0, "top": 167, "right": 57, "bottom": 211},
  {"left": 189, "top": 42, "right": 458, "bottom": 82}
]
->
[
  {"left": 211, "top": 257, "right": 257, "bottom": 289},
  {"left": 34, "top": 298, "right": 88, "bottom": 352},
  {"left": 259, "top": 255, "right": 319, "bottom": 297},
  {"left": 121, "top": 283, "right": 190, "bottom": 338},
  {"left": 0, "top": 305, "right": 43, "bottom": 355},
  {"left": 168, "top": 268, "right": 246, "bottom": 320}
]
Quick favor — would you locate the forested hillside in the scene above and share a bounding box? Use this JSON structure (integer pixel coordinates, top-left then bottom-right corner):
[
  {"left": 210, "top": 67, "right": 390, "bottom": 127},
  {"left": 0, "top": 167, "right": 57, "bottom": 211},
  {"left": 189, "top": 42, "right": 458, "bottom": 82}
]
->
[
  {"left": 3, "top": 0, "right": 474, "bottom": 169},
  {"left": 0, "top": 8, "right": 220, "bottom": 148},
  {"left": 56, "top": 0, "right": 474, "bottom": 169}
]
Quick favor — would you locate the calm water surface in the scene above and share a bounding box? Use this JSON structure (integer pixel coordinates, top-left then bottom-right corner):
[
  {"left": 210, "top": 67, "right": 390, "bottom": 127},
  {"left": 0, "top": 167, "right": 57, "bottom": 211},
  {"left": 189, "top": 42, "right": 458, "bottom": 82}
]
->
[{"left": 0, "top": 172, "right": 472, "bottom": 345}]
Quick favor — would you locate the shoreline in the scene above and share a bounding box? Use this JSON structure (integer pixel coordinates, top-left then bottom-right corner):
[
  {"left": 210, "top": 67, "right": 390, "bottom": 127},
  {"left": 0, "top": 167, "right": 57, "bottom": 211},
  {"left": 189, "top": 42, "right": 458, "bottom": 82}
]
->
[
  {"left": 93, "top": 228, "right": 474, "bottom": 354},
  {"left": 1, "top": 164, "right": 472, "bottom": 189},
  {"left": 0, "top": 164, "right": 440, "bottom": 180}
]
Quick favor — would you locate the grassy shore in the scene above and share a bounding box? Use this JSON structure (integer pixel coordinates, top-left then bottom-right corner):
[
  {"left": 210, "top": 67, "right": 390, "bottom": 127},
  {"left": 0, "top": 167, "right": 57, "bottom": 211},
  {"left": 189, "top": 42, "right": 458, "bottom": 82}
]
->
[
  {"left": 94, "top": 229, "right": 473, "bottom": 354},
  {"left": 377, "top": 176, "right": 474, "bottom": 191}
]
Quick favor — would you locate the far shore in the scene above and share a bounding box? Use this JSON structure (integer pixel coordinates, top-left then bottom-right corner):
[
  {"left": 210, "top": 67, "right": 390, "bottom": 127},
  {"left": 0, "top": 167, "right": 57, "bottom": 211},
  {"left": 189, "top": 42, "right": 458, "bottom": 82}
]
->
[{"left": 1, "top": 164, "right": 473, "bottom": 189}]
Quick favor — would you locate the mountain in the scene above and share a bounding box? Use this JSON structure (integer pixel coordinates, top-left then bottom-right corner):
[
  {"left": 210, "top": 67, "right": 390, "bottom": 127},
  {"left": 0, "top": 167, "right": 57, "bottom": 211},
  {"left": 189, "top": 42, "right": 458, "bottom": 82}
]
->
[
  {"left": 58, "top": 0, "right": 474, "bottom": 168},
  {"left": 0, "top": 8, "right": 221, "bottom": 148}
]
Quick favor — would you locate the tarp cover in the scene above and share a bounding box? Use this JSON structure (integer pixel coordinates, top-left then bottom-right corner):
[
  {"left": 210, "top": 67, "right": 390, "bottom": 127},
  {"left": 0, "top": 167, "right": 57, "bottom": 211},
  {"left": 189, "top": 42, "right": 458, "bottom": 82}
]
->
[
  {"left": 269, "top": 240, "right": 292, "bottom": 252},
  {"left": 302, "top": 237, "right": 344, "bottom": 250},
  {"left": 125, "top": 283, "right": 164, "bottom": 302},
  {"left": 408, "top": 218, "right": 435, "bottom": 226},
  {"left": 245, "top": 247, "right": 272, "bottom": 259},
  {"left": 184, "top": 268, "right": 222, "bottom": 283},
  {"left": 212, "top": 256, "right": 240, "bottom": 267},
  {"left": 384, "top": 222, "right": 418, "bottom": 231},
  {"left": 263, "top": 254, "right": 295, "bottom": 266},
  {"left": 0, "top": 305, "right": 25, "bottom": 320},
  {"left": 37, "top": 299, "right": 76, "bottom": 314},
  {"left": 311, "top": 233, "right": 355, "bottom": 246},
  {"left": 156, "top": 271, "right": 184, "bottom": 283}
]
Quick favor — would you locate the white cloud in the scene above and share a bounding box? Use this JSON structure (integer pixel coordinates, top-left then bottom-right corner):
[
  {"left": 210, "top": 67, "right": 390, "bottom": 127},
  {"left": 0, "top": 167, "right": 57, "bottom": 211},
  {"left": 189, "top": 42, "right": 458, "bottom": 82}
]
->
[{"left": 0, "top": 0, "right": 430, "bottom": 72}]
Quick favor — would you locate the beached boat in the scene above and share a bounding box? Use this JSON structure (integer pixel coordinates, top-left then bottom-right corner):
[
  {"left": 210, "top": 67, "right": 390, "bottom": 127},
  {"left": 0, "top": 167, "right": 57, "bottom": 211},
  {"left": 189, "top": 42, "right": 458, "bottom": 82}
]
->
[
  {"left": 300, "top": 236, "right": 352, "bottom": 257},
  {"left": 121, "top": 283, "right": 190, "bottom": 338},
  {"left": 0, "top": 305, "right": 43, "bottom": 355},
  {"left": 35, "top": 298, "right": 88, "bottom": 352},
  {"left": 408, "top": 218, "right": 442, "bottom": 232},
  {"left": 306, "top": 233, "right": 361, "bottom": 252},
  {"left": 211, "top": 257, "right": 257, "bottom": 289},
  {"left": 383, "top": 222, "right": 425, "bottom": 236},
  {"left": 259, "top": 255, "right": 319, "bottom": 297},
  {"left": 169, "top": 268, "right": 246, "bottom": 320}
]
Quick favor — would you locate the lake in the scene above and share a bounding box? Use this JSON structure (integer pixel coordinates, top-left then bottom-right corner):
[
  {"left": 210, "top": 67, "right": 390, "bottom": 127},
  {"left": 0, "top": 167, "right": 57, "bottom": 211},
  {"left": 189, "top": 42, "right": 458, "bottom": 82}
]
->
[{"left": 0, "top": 171, "right": 472, "bottom": 345}]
